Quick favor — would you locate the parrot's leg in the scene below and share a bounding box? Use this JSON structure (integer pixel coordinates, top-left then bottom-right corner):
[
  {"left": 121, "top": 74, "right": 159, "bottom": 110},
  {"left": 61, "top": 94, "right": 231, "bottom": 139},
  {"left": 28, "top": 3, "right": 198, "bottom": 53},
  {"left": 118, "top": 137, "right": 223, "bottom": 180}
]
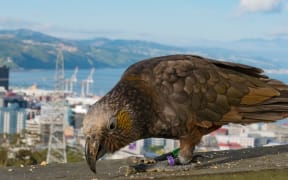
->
[
  {"left": 176, "top": 125, "right": 222, "bottom": 165},
  {"left": 177, "top": 132, "right": 203, "bottom": 165},
  {"left": 128, "top": 130, "right": 204, "bottom": 166}
]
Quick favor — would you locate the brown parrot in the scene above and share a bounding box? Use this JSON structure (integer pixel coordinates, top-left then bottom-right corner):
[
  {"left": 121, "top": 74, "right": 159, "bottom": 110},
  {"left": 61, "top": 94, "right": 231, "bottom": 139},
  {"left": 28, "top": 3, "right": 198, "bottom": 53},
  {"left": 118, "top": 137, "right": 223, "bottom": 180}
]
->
[{"left": 83, "top": 54, "right": 288, "bottom": 173}]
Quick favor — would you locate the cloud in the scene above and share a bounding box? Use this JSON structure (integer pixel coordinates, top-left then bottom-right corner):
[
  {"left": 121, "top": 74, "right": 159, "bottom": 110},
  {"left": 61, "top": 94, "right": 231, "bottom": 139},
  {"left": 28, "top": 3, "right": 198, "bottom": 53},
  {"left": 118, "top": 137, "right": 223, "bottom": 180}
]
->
[{"left": 238, "top": 0, "right": 283, "bottom": 14}]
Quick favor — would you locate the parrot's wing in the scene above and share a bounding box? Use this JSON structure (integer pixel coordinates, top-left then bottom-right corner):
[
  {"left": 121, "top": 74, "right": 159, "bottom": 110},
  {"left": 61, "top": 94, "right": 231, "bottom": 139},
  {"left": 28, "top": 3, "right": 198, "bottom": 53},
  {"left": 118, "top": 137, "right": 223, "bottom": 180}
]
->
[{"left": 148, "top": 55, "right": 288, "bottom": 125}]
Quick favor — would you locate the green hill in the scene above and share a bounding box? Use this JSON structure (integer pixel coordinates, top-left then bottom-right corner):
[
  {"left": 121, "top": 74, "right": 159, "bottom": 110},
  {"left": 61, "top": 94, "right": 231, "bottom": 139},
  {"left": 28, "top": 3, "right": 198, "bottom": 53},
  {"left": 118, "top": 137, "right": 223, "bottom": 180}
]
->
[{"left": 0, "top": 29, "right": 187, "bottom": 69}]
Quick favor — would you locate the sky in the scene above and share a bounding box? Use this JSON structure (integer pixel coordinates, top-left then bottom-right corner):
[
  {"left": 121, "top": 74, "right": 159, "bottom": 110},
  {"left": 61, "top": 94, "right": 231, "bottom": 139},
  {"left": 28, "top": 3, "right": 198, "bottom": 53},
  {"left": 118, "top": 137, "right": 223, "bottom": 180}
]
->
[{"left": 0, "top": 0, "right": 288, "bottom": 45}]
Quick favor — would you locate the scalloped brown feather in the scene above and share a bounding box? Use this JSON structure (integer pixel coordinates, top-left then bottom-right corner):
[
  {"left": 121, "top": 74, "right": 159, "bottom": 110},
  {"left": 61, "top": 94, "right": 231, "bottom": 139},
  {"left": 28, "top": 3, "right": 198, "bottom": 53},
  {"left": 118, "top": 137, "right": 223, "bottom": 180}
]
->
[{"left": 122, "top": 54, "right": 288, "bottom": 129}]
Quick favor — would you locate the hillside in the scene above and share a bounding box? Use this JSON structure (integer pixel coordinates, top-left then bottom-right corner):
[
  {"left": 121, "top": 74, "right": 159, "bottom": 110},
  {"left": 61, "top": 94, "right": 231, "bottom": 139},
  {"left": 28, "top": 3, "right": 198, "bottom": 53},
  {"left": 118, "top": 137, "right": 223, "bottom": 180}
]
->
[
  {"left": 0, "top": 29, "right": 287, "bottom": 70},
  {"left": 0, "top": 29, "right": 186, "bottom": 69}
]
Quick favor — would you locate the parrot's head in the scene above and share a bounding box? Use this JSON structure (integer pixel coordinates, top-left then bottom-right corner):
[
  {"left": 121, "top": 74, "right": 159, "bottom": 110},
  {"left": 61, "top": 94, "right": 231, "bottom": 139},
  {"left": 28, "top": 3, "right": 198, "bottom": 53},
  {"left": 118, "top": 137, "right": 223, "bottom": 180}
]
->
[{"left": 83, "top": 82, "right": 152, "bottom": 173}]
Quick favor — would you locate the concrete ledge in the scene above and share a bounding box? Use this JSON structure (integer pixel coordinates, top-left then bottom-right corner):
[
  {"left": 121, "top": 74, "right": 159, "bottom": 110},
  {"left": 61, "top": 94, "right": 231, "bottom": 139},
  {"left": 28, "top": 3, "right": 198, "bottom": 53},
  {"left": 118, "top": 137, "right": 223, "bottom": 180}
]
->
[{"left": 1, "top": 145, "right": 288, "bottom": 179}]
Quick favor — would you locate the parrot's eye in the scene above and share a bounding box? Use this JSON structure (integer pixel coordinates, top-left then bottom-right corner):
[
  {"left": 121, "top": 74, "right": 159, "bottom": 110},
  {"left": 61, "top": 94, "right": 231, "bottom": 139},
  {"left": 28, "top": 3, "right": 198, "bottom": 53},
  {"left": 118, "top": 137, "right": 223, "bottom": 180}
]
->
[{"left": 107, "top": 117, "right": 117, "bottom": 130}]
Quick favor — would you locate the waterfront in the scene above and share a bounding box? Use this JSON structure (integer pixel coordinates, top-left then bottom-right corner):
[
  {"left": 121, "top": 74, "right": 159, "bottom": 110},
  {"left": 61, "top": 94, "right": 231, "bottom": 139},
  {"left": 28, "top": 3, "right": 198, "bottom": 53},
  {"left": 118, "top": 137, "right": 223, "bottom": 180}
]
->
[{"left": 10, "top": 68, "right": 126, "bottom": 96}]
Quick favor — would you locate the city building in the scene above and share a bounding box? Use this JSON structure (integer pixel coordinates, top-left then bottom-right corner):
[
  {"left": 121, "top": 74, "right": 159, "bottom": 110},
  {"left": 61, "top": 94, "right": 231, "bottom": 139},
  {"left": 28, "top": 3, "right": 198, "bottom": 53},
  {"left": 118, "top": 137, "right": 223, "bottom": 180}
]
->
[
  {"left": 0, "top": 105, "right": 26, "bottom": 134},
  {"left": 0, "top": 91, "right": 27, "bottom": 134}
]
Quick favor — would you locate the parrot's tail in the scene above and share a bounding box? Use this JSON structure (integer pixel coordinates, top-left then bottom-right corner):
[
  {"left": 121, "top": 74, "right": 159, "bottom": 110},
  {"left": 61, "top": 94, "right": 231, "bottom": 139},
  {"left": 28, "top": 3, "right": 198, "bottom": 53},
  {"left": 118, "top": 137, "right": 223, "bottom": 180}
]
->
[{"left": 238, "top": 79, "right": 288, "bottom": 123}]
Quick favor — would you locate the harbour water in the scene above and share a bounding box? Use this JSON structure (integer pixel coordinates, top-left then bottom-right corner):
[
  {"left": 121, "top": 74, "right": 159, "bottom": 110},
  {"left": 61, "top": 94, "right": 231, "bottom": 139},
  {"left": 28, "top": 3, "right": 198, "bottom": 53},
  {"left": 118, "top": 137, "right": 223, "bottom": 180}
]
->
[{"left": 10, "top": 68, "right": 126, "bottom": 96}]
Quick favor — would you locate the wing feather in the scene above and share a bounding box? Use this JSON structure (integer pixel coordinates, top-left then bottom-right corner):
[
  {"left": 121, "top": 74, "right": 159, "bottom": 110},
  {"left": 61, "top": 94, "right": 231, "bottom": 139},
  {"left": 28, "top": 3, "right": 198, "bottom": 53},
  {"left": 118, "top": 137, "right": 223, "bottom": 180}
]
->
[{"left": 123, "top": 55, "right": 288, "bottom": 125}]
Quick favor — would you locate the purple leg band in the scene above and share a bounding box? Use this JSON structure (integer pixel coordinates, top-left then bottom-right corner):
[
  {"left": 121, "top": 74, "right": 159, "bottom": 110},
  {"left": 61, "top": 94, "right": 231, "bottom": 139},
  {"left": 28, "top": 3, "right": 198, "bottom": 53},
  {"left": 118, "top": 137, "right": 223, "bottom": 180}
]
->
[{"left": 167, "top": 155, "right": 175, "bottom": 166}]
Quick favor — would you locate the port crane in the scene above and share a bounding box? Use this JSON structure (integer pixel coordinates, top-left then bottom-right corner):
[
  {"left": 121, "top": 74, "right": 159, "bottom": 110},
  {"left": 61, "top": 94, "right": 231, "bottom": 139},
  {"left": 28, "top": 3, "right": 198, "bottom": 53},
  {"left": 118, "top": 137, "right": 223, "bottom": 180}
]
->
[
  {"left": 81, "top": 67, "right": 95, "bottom": 97},
  {"left": 64, "top": 66, "right": 78, "bottom": 93}
]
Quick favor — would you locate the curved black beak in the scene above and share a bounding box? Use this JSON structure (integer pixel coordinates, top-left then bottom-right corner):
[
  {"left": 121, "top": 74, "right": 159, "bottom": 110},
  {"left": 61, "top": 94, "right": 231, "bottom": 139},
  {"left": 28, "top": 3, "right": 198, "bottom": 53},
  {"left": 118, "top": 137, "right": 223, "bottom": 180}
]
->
[{"left": 85, "top": 136, "right": 106, "bottom": 173}]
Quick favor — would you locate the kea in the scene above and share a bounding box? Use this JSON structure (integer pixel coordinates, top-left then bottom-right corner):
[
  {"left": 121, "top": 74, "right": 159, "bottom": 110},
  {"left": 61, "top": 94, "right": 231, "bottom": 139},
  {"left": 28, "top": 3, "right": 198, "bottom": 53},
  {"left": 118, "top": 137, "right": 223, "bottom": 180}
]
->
[{"left": 83, "top": 54, "right": 288, "bottom": 173}]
